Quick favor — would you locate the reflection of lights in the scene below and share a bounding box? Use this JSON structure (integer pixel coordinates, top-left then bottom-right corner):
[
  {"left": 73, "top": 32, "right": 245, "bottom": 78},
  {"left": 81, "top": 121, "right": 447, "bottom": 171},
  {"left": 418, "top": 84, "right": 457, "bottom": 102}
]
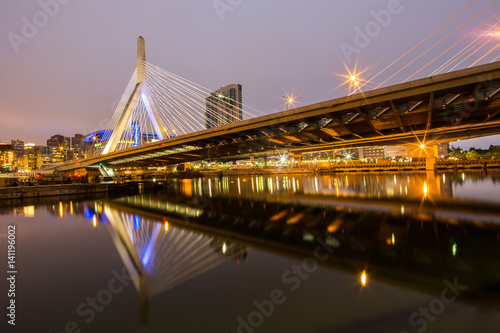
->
[
  {"left": 452, "top": 242, "right": 457, "bottom": 257},
  {"left": 59, "top": 202, "right": 63, "bottom": 218},
  {"left": 423, "top": 181, "right": 428, "bottom": 198},
  {"left": 327, "top": 217, "right": 342, "bottom": 233},
  {"left": 92, "top": 214, "right": 97, "bottom": 228},
  {"left": 222, "top": 242, "right": 227, "bottom": 254},
  {"left": 287, "top": 213, "right": 304, "bottom": 225},
  {"left": 391, "top": 233, "right": 396, "bottom": 245},
  {"left": 164, "top": 217, "right": 169, "bottom": 232},
  {"left": 23, "top": 206, "right": 35, "bottom": 218},
  {"left": 360, "top": 270, "right": 367, "bottom": 287}
]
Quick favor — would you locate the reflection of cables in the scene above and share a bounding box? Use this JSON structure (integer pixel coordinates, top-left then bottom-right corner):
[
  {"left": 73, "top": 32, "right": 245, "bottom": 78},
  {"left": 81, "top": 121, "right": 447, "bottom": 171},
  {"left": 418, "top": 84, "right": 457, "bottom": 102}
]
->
[{"left": 355, "top": 0, "right": 481, "bottom": 93}]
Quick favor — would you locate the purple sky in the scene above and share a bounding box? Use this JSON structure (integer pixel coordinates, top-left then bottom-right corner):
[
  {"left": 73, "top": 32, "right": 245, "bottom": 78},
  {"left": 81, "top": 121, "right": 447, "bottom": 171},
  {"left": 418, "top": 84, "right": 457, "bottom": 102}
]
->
[{"left": 1, "top": 0, "right": 500, "bottom": 149}]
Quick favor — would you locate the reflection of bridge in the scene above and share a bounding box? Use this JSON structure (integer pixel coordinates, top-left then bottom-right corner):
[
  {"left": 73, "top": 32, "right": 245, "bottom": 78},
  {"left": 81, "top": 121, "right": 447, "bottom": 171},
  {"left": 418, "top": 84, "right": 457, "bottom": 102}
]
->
[
  {"left": 101, "top": 191, "right": 500, "bottom": 304},
  {"left": 52, "top": 37, "right": 500, "bottom": 173},
  {"left": 87, "top": 200, "right": 247, "bottom": 327}
]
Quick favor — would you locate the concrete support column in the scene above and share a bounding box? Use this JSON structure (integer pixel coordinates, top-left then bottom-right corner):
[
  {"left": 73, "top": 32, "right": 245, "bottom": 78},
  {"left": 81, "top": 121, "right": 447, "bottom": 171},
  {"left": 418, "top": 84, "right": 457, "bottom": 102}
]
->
[
  {"left": 425, "top": 145, "right": 438, "bottom": 171},
  {"left": 297, "top": 154, "right": 302, "bottom": 168},
  {"left": 264, "top": 156, "right": 268, "bottom": 168},
  {"left": 250, "top": 156, "right": 254, "bottom": 166}
]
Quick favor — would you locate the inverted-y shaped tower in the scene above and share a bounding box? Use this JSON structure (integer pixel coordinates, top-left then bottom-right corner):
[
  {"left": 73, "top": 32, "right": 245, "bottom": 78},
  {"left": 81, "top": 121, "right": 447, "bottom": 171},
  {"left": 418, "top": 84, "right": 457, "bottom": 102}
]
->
[{"left": 103, "top": 36, "right": 166, "bottom": 154}]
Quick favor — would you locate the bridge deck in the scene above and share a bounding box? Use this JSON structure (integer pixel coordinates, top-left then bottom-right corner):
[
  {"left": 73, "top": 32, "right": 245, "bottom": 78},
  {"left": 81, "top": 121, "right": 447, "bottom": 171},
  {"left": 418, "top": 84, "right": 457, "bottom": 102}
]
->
[{"left": 52, "top": 61, "right": 500, "bottom": 171}]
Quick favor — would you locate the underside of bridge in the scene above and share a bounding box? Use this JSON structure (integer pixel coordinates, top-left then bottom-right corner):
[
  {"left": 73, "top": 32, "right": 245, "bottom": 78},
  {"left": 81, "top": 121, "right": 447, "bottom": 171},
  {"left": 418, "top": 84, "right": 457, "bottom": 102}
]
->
[{"left": 54, "top": 61, "right": 500, "bottom": 172}]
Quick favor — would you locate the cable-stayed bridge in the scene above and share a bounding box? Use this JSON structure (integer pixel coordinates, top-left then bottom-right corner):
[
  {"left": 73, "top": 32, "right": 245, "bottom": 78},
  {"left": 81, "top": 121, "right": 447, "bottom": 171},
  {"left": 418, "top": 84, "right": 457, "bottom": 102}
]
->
[{"left": 51, "top": 34, "right": 500, "bottom": 173}]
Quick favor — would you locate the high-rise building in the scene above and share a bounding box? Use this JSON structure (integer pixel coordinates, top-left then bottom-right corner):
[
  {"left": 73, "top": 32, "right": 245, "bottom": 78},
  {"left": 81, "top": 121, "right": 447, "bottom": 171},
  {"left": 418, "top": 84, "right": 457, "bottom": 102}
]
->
[
  {"left": 47, "top": 134, "right": 70, "bottom": 149},
  {"left": 71, "top": 134, "right": 84, "bottom": 149},
  {"left": 23, "top": 144, "right": 43, "bottom": 171},
  {"left": 41, "top": 146, "right": 55, "bottom": 166},
  {"left": 11, "top": 139, "right": 24, "bottom": 156},
  {"left": 0, "top": 144, "right": 15, "bottom": 169},
  {"left": 205, "top": 83, "right": 242, "bottom": 129}
]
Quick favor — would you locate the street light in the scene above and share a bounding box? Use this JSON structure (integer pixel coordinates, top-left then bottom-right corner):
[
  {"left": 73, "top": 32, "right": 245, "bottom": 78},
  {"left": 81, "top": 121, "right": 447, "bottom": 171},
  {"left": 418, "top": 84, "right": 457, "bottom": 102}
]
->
[{"left": 283, "top": 96, "right": 295, "bottom": 110}]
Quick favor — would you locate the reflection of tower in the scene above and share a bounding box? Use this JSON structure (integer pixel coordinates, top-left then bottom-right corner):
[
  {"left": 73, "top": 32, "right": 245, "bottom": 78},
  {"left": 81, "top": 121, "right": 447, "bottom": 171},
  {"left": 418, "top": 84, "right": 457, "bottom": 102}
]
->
[{"left": 101, "top": 201, "right": 247, "bottom": 327}]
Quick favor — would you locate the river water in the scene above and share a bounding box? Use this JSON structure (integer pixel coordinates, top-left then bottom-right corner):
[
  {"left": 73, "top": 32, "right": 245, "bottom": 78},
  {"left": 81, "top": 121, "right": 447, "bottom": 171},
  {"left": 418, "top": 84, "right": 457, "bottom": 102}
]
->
[{"left": 1, "top": 171, "right": 500, "bottom": 333}]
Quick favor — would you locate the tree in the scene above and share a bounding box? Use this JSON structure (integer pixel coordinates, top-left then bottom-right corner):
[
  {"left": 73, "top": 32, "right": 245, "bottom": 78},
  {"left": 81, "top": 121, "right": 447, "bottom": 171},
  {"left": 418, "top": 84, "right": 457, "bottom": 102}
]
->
[{"left": 466, "top": 150, "right": 480, "bottom": 160}]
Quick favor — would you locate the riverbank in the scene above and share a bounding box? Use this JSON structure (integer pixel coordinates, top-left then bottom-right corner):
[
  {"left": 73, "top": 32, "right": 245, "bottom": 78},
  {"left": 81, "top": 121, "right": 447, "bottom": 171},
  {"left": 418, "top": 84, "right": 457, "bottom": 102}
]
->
[
  {"left": 165, "top": 160, "right": 500, "bottom": 178},
  {"left": 0, "top": 183, "right": 139, "bottom": 200}
]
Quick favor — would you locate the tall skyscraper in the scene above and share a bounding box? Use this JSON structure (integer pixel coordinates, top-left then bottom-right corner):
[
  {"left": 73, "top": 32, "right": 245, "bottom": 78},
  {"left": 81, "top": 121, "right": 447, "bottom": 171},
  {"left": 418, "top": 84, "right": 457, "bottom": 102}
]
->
[{"left": 205, "top": 83, "right": 242, "bottom": 129}]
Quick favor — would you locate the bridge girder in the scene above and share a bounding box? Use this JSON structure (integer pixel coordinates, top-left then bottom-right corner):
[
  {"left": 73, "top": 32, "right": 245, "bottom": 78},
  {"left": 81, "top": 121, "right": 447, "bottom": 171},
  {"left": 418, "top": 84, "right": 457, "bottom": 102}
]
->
[{"left": 49, "top": 61, "right": 500, "bottom": 171}]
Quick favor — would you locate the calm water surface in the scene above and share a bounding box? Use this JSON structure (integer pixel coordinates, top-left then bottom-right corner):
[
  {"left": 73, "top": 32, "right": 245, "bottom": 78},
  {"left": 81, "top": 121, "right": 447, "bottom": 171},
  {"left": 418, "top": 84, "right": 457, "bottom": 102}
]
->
[{"left": 1, "top": 171, "right": 500, "bottom": 333}]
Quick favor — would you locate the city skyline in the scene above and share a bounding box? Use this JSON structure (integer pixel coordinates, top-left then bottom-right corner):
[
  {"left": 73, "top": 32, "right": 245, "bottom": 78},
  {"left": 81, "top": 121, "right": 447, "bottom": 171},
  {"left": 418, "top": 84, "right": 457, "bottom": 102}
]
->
[{"left": 2, "top": 0, "right": 500, "bottom": 149}]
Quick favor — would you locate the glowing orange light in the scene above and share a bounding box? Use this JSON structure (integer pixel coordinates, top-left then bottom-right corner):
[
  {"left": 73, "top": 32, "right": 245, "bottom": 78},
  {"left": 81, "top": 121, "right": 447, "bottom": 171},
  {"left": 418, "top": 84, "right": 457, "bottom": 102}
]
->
[
  {"left": 282, "top": 90, "right": 302, "bottom": 110},
  {"left": 360, "top": 270, "right": 367, "bottom": 286},
  {"left": 335, "top": 60, "right": 370, "bottom": 95},
  {"left": 59, "top": 202, "right": 63, "bottom": 218},
  {"left": 92, "top": 214, "right": 97, "bottom": 227},
  {"left": 420, "top": 144, "right": 426, "bottom": 149},
  {"left": 164, "top": 221, "right": 169, "bottom": 232}
]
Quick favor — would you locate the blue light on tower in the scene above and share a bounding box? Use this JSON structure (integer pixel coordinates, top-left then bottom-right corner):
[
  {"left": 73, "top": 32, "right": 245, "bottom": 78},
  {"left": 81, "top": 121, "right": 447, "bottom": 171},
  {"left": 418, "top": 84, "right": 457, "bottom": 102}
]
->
[
  {"left": 133, "top": 215, "right": 141, "bottom": 230},
  {"left": 132, "top": 122, "right": 140, "bottom": 147}
]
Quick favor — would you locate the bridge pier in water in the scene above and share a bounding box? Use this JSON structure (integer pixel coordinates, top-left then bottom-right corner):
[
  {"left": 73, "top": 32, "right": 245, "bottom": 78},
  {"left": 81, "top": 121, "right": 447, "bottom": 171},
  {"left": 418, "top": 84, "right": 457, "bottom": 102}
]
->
[
  {"left": 288, "top": 153, "right": 302, "bottom": 168},
  {"left": 424, "top": 145, "right": 438, "bottom": 171}
]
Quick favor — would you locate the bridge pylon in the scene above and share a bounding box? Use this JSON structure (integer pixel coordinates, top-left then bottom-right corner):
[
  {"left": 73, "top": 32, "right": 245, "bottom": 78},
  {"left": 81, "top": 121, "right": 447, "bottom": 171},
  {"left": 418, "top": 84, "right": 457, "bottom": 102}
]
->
[{"left": 103, "top": 36, "right": 166, "bottom": 155}]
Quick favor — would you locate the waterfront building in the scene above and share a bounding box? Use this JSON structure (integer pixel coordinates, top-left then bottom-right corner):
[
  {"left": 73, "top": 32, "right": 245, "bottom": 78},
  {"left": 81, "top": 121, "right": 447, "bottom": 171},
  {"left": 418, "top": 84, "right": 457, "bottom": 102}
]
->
[
  {"left": 359, "top": 146, "right": 385, "bottom": 160},
  {"left": 23, "top": 143, "right": 43, "bottom": 171},
  {"left": 0, "top": 143, "right": 15, "bottom": 169}
]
